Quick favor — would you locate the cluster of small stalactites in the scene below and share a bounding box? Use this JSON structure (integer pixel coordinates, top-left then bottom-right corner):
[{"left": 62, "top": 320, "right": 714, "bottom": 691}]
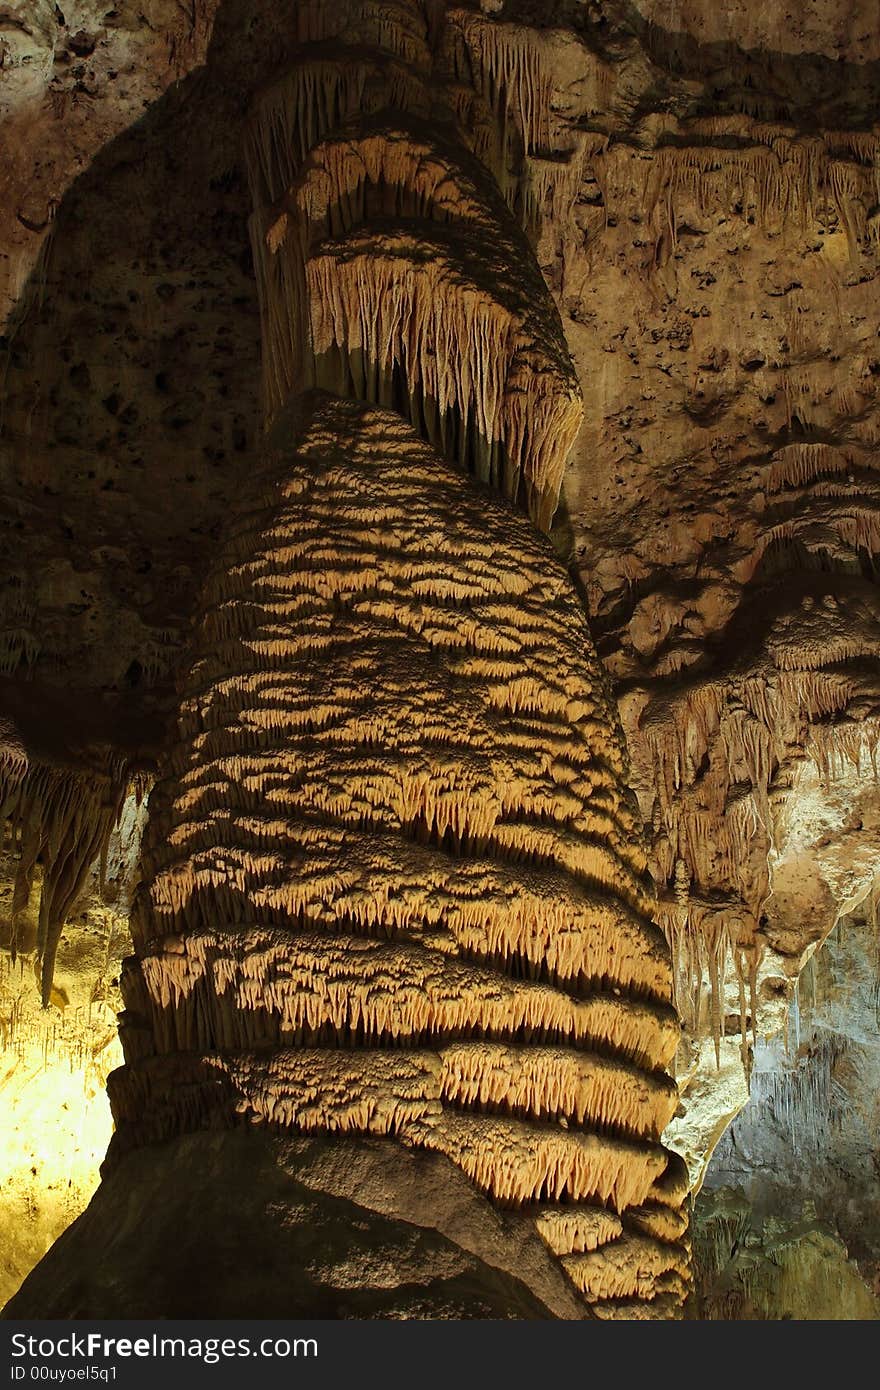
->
[
  {"left": 117, "top": 395, "right": 689, "bottom": 1315},
  {"left": 0, "top": 734, "right": 129, "bottom": 1005},
  {"left": 243, "top": 0, "right": 583, "bottom": 530},
  {"left": 562, "top": 115, "right": 880, "bottom": 267},
  {"left": 639, "top": 581, "right": 880, "bottom": 1055},
  {"left": 644, "top": 120, "right": 880, "bottom": 253}
]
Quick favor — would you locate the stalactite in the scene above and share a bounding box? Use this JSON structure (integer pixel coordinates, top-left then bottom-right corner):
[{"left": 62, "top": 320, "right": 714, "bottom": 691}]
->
[
  {"left": 522, "top": 144, "right": 588, "bottom": 232},
  {"left": 573, "top": 118, "right": 880, "bottom": 253},
  {"left": 445, "top": 82, "right": 507, "bottom": 185},
  {"left": 0, "top": 750, "right": 129, "bottom": 1003},
  {"left": 444, "top": 8, "right": 554, "bottom": 155},
  {"left": 0, "top": 595, "right": 40, "bottom": 677},
  {"left": 807, "top": 718, "right": 880, "bottom": 788},
  {"left": 303, "top": 228, "right": 582, "bottom": 524},
  {"left": 766, "top": 442, "right": 863, "bottom": 494},
  {"left": 248, "top": 81, "right": 582, "bottom": 527},
  {"left": 732, "top": 1030, "right": 853, "bottom": 1160}
]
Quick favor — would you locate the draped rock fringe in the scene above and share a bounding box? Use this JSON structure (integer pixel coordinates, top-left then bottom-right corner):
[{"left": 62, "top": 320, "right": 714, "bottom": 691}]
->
[
  {"left": 0, "top": 756, "right": 128, "bottom": 1002},
  {"left": 625, "top": 1202, "right": 690, "bottom": 1245},
  {"left": 437, "top": 1042, "right": 677, "bottom": 1139},
  {"left": 445, "top": 82, "right": 507, "bottom": 185},
  {"left": 444, "top": 8, "right": 554, "bottom": 155},
  {"left": 647, "top": 1148, "right": 690, "bottom": 1208},
  {"left": 244, "top": 52, "right": 432, "bottom": 209},
  {"left": 534, "top": 1205, "right": 623, "bottom": 1256},
  {"left": 110, "top": 1049, "right": 444, "bottom": 1137},
  {"left": 173, "top": 414, "right": 628, "bottom": 781},
  {"left": 836, "top": 511, "right": 880, "bottom": 557},
  {"left": 614, "top": 121, "right": 880, "bottom": 251},
  {"left": 304, "top": 235, "right": 582, "bottom": 526},
  {"left": 0, "top": 595, "right": 40, "bottom": 676},
  {"left": 765, "top": 442, "right": 869, "bottom": 493},
  {"left": 158, "top": 787, "right": 650, "bottom": 906},
  {"left": 591, "top": 1291, "right": 687, "bottom": 1320},
  {"left": 759, "top": 586, "right": 880, "bottom": 671},
  {"left": 522, "top": 145, "right": 589, "bottom": 230},
  {"left": 408, "top": 1107, "right": 667, "bottom": 1211},
  {"left": 147, "top": 828, "right": 667, "bottom": 998},
  {"left": 561, "top": 1231, "right": 690, "bottom": 1302},
  {"left": 304, "top": 237, "right": 516, "bottom": 457},
  {"left": 0, "top": 720, "right": 27, "bottom": 786},
  {"left": 290, "top": 118, "right": 509, "bottom": 239},
  {"left": 766, "top": 368, "right": 866, "bottom": 432},
  {"left": 131, "top": 930, "right": 679, "bottom": 1070},
  {"left": 110, "top": 1044, "right": 674, "bottom": 1141},
  {"left": 761, "top": 472, "right": 878, "bottom": 530}
]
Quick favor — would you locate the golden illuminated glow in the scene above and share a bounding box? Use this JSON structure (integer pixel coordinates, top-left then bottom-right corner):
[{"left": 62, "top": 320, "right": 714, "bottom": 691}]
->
[
  {"left": 0, "top": 953, "right": 121, "bottom": 1305},
  {"left": 0, "top": 795, "right": 142, "bottom": 1304}
]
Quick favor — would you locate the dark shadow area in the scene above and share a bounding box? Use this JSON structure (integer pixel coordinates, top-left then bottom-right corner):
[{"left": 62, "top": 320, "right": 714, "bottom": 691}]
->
[{"left": 0, "top": 0, "right": 307, "bottom": 754}]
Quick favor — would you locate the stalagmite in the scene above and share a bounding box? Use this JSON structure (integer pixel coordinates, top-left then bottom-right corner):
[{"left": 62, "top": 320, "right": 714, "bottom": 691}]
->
[
  {"left": 7, "top": 0, "right": 688, "bottom": 1322},
  {"left": 108, "top": 385, "right": 688, "bottom": 1316}
]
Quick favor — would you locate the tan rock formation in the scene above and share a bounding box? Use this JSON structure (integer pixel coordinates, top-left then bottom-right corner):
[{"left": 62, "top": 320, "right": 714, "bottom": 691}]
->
[
  {"left": 2, "top": 0, "right": 879, "bottom": 1322},
  {"left": 3, "top": 0, "right": 689, "bottom": 1320}
]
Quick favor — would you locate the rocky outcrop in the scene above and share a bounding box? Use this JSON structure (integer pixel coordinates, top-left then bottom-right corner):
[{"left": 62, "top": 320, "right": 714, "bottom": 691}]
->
[{"left": 4, "top": 1129, "right": 589, "bottom": 1319}]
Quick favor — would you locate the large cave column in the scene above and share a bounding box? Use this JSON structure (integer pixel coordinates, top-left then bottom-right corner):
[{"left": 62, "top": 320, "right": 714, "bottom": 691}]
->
[{"left": 5, "top": 0, "right": 688, "bottom": 1321}]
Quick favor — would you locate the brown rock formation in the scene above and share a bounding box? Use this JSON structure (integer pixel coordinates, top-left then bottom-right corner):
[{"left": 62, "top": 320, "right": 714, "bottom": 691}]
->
[
  {"left": 3, "top": 0, "right": 688, "bottom": 1320},
  {"left": 3, "top": 0, "right": 879, "bottom": 1322}
]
